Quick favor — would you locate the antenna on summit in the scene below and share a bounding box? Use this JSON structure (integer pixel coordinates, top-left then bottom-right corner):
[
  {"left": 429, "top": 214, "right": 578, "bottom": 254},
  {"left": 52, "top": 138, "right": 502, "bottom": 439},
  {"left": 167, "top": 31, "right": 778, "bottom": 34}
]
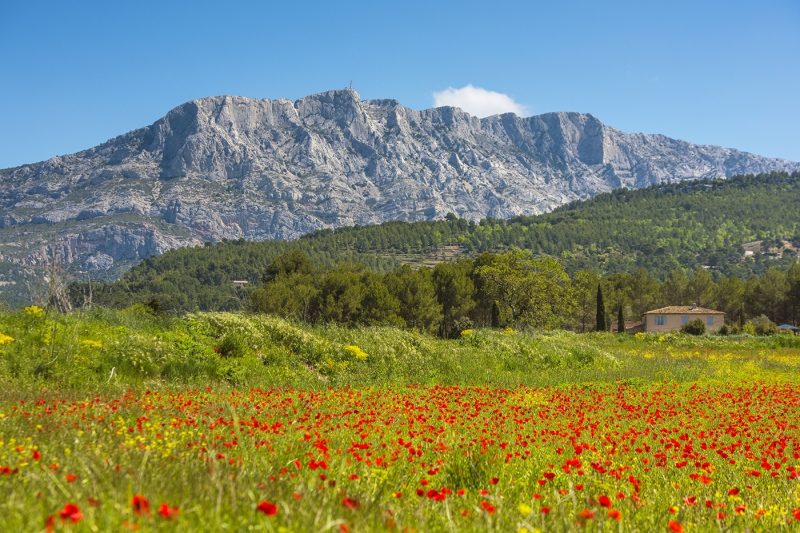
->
[{"left": 348, "top": 80, "right": 353, "bottom": 90}]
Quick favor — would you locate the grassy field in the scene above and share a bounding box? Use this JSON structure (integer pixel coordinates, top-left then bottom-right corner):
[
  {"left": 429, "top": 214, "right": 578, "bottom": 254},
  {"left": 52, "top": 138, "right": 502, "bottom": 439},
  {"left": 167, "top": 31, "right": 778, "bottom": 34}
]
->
[{"left": 1, "top": 307, "right": 800, "bottom": 531}]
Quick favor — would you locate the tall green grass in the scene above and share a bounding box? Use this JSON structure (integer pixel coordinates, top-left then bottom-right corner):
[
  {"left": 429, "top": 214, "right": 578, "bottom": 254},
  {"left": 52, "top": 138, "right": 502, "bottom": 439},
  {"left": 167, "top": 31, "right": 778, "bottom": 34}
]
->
[{"left": 1, "top": 306, "right": 798, "bottom": 393}]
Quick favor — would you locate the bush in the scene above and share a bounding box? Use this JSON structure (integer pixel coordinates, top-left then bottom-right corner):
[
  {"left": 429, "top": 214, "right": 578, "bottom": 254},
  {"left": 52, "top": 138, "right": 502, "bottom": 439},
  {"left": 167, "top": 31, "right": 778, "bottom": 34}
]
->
[
  {"left": 745, "top": 315, "right": 778, "bottom": 336},
  {"left": 452, "top": 317, "right": 473, "bottom": 338},
  {"left": 681, "top": 319, "right": 706, "bottom": 336},
  {"left": 217, "top": 331, "right": 251, "bottom": 358}
]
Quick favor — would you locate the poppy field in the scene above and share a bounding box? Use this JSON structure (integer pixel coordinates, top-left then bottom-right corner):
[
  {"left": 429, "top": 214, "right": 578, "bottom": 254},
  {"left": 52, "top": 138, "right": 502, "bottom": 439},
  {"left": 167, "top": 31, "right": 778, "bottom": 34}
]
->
[
  {"left": 1, "top": 383, "right": 800, "bottom": 531},
  {"left": 2, "top": 309, "right": 800, "bottom": 531}
]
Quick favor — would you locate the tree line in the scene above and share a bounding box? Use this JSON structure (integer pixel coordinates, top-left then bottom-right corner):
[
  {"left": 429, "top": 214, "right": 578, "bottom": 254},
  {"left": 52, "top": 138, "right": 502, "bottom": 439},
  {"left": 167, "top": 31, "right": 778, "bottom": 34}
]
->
[
  {"left": 70, "top": 171, "right": 800, "bottom": 313},
  {"left": 248, "top": 250, "right": 800, "bottom": 336}
]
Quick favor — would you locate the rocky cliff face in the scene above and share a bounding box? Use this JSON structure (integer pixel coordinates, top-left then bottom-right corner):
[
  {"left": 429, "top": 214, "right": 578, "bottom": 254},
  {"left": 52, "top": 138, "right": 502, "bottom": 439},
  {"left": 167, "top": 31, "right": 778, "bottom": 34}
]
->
[{"left": 1, "top": 88, "right": 798, "bottom": 283}]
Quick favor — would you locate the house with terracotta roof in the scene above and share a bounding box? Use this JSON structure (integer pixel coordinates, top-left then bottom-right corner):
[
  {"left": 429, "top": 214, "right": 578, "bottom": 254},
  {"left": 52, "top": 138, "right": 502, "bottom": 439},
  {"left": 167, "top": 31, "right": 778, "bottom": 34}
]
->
[{"left": 642, "top": 305, "right": 725, "bottom": 333}]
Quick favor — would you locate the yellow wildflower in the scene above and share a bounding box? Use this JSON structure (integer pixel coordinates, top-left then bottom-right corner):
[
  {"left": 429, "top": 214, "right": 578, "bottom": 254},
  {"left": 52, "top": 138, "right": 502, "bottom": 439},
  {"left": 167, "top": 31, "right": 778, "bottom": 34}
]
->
[
  {"left": 79, "top": 339, "right": 103, "bottom": 349},
  {"left": 23, "top": 305, "right": 45, "bottom": 318},
  {"left": 344, "top": 345, "right": 368, "bottom": 360}
]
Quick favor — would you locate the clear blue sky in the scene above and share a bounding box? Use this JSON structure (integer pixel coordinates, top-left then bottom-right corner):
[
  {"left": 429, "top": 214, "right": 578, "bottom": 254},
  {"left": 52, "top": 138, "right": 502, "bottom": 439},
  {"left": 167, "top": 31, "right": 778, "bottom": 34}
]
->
[{"left": 1, "top": 0, "right": 798, "bottom": 168}]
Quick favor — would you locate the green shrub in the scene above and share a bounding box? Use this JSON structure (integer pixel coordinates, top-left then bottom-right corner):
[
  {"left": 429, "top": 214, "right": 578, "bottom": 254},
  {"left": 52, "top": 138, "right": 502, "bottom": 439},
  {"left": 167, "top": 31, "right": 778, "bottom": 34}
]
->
[
  {"left": 107, "top": 333, "right": 161, "bottom": 377},
  {"left": 217, "top": 331, "right": 251, "bottom": 358},
  {"left": 681, "top": 319, "right": 706, "bottom": 336},
  {"left": 158, "top": 330, "right": 219, "bottom": 381},
  {"left": 746, "top": 315, "right": 778, "bottom": 336},
  {"left": 218, "top": 354, "right": 267, "bottom": 385},
  {"left": 569, "top": 345, "right": 597, "bottom": 366}
]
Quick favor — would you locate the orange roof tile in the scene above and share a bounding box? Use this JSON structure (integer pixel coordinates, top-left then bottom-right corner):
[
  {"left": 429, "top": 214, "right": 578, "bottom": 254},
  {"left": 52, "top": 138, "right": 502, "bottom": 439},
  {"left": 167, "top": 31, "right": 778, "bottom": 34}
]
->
[{"left": 643, "top": 306, "right": 724, "bottom": 315}]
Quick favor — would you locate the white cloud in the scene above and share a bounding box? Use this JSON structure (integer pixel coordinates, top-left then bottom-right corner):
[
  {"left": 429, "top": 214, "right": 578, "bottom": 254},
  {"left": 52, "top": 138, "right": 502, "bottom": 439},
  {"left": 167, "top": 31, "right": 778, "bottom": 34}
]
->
[{"left": 432, "top": 85, "right": 529, "bottom": 117}]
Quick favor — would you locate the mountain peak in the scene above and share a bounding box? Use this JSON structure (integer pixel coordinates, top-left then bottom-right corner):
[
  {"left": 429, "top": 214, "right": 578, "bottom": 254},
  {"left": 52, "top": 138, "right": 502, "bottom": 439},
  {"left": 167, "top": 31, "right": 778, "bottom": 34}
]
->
[
  {"left": 1, "top": 89, "right": 798, "bottom": 283},
  {"left": 300, "top": 87, "right": 361, "bottom": 101}
]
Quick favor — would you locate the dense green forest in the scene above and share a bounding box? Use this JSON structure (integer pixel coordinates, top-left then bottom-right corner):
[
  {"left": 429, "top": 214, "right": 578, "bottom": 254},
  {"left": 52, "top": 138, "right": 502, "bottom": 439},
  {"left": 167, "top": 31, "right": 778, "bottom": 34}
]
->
[
  {"left": 72, "top": 247, "right": 800, "bottom": 336},
  {"left": 243, "top": 248, "right": 800, "bottom": 333},
  {"left": 70, "top": 171, "right": 800, "bottom": 314}
]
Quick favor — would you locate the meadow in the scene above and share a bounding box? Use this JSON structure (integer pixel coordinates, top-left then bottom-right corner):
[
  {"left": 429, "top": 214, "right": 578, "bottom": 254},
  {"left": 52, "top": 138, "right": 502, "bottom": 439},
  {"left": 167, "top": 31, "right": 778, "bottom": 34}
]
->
[{"left": 1, "top": 306, "right": 800, "bottom": 531}]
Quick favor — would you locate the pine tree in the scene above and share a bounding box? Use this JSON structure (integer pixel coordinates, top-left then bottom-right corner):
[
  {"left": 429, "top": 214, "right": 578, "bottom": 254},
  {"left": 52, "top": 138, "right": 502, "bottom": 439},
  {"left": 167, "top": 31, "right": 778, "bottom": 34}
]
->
[
  {"left": 432, "top": 261, "right": 475, "bottom": 338},
  {"left": 384, "top": 265, "right": 442, "bottom": 334},
  {"left": 617, "top": 304, "right": 625, "bottom": 333},
  {"left": 595, "top": 285, "right": 606, "bottom": 332}
]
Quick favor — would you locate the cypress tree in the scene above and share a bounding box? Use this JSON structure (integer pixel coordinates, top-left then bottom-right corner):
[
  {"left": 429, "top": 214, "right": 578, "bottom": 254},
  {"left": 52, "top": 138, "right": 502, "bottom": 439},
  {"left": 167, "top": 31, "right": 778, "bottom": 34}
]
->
[
  {"left": 617, "top": 304, "right": 625, "bottom": 333},
  {"left": 595, "top": 285, "right": 606, "bottom": 332}
]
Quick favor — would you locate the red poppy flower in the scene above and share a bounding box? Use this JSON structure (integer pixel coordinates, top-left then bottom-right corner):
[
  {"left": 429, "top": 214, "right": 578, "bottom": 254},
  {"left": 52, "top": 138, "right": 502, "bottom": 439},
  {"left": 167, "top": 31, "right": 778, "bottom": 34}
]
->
[
  {"left": 489, "top": 477, "right": 499, "bottom": 485},
  {"left": 540, "top": 506, "right": 551, "bottom": 514},
  {"left": 158, "top": 503, "right": 179, "bottom": 519},
  {"left": 728, "top": 487, "right": 740, "bottom": 496},
  {"left": 257, "top": 501, "right": 278, "bottom": 516},
  {"left": 608, "top": 509, "right": 622, "bottom": 521},
  {"left": 480, "top": 500, "right": 496, "bottom": 514},
  {"left": 132, "top": 495, "right": 150, "bottom": 515},
  {"left": 599, "top": 495, "right": 612, "bottom": 508},
  {"left": 577, "top": 509, "right": 595, "bottom": 521},
  {"left": 65, "top": 473, "right": 77, "bottom": 483},
  {"left": 59, "top": 503, "right": 83, "bottom": 523},
  {"left": 793, "top": 508, "right": 800, "bottom": 520},
  {"left": 342, "top": 497, "right": 359, "bottom": 510},
  {"left": 668, "top": 520, "right": 684, "bottom": 533}
]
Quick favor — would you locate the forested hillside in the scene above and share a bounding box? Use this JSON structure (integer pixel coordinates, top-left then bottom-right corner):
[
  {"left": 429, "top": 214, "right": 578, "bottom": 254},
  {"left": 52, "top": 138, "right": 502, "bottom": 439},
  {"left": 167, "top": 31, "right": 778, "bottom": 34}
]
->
[
  {"left": 68, "top": 172, "right": 800, "bottom": 312},
  {"left": 467, "top": 172, "right": 799, "bottom": 272}
]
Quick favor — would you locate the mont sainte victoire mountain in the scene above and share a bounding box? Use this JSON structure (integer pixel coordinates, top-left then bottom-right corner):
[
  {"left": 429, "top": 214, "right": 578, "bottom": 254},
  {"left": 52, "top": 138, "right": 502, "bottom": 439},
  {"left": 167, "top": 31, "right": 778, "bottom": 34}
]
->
[{"left": 1, "top": 88, "right": 798, "bottom": 279}]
